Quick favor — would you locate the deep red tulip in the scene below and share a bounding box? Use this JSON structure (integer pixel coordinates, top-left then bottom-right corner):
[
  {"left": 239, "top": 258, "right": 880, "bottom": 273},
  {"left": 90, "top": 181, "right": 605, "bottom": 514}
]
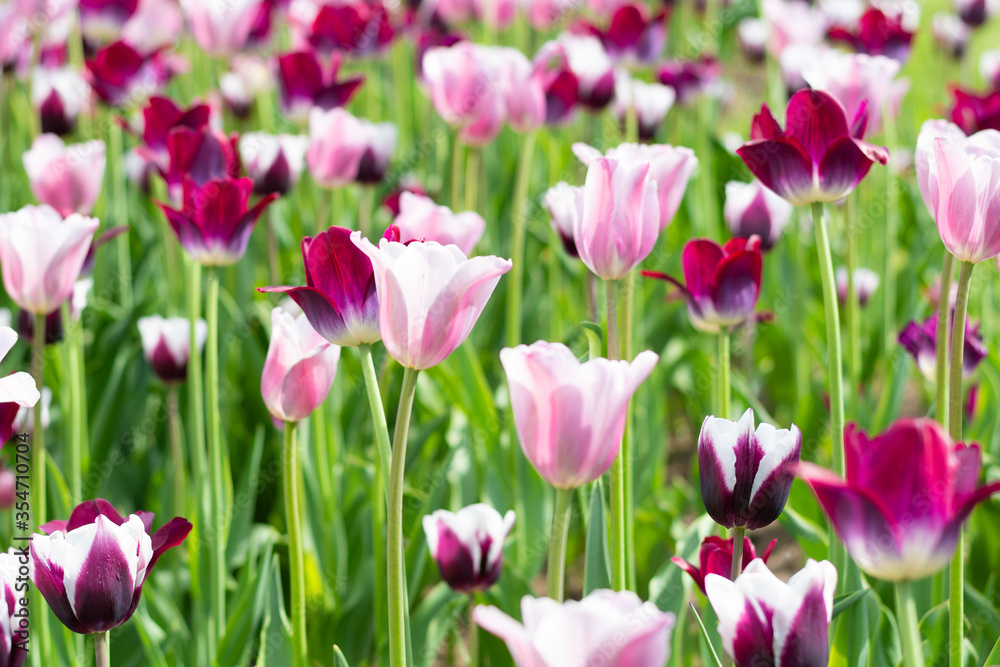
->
[
  {"left": 574, "top": 2, "right": 667, "bottom": 65},
  {"left": 295, "top": 0, "right": 395, "bottom": 56},
  {"left": 535, "top": 35, "right": 614, "bottom": 113},
  {"left": 672, "top": 535, "right": 777, "bottom": 595},
  {"left": 828, "top": 7, "right": 914, "bottom": 62},
  {"left": 275, "top": 51, "right": 365, "bottom": 122},
  {"left": 138, "top": 96, "right": 211, "bottom": 161},
  {"left": 949, "top": 88, "right": 1000, "bottom": 134},
  {"left": 85, "top": 41, "right": 173, "bottom": 107},
  {"left": 164, "top": 128, "right": 241, "bottom": 201}
]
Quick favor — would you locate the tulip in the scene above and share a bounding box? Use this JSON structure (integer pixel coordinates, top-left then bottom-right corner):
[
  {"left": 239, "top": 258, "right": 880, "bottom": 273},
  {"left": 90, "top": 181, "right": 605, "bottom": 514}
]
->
[
  {"left": 353, "top": 119, "right": 397, "bottom": 185},
  {"left": 258, "top": 226, "right": 382, "bottom": 347},
  {"left": 178, "top": 0, "right": 260, "bottom": 56},
  {"left": 955, "top": 0, "right": 996, "bottom": 26},
  {"left": 777, "top": 43, "right": 827, "bottom": 97},
  {"left": 421, "top": 0, "right": 475, "bottom": 25},
  {"left": 32, "top": 67, "right": 89, "bottom": 136},
  {"left": 239, "top": 133, "right": 309, "bottom": 196},
  {"left": 761, "top": 0, "right": 827, "bottom": 56},
  {"left": 981, "top": 50, "right": 1000, "bottom": 91},
  {"left": 0, "top": 327, "right": 41, "bottom": 446},
  {"left": 828, "top": 6, "right": 914, "bottom": 61},
  {"left": 293, "top": 0, "right": 394, "bottom": 56},
  {"left": 499, "top": 341, "right": 657, "bottom": 489},
  {"left": 423, "top": 42, "right": 507, "bottom": 147},
  {"left": 383, "top": 177, "right": 427, "bottom": 217},
  {"left": 705, "top": 558, "right": 837, "bottom": 667},
  {"left": 157, "top": 177, "right": 277, "bottom": 266},
  {"left": 612, "top": 75, "right": 675, "bottom": 142},
  {"left": 656, "top": 57, "right": 721, "bottom": 106},
  {"left": 0, "top": 548, "right": 29, "bottom": 666},
  {"left": 352, "top": 234, "right": 511, "bottom": 369},
  {"left": 85, "top": 40, "right": 173, "bottom": 107},
  {"left": 736, "top": 89, "right": 889, "bottom": 206},
  {"left": 392, "top": 193, "right": 485, "bottom": 254},
  {"left": 306, "top": 107, "right": 395, "bottom": 187},
  {"left": 644, "top": 238, "right": 764, "bottom": 334},
  {"left": 474, "top": 0, "right": 516, "bottom": 28},
  {"left": 577, "top": 2, "right": 667, "bottom": 65},
  {"left": 136, "top": 96, "right": 211, "bottom": 165},
  {"left": 32, "top": 499, "right": 190, "bottom": 635},
  {"left": 22, "top": 135, "right": 106, "bottom": 216},
  {"left": 914, "top": 123, "right": 1000, "bottom": 263},
  {"left": 261, "top": 307, "right": 340, "bottom": 423},
  {"left": 498, "top": 47, "right": 546, "bottom": 133},
  {"left": 724, "top": 180, "right": 793, "bottom": 251},
  {"left": 948, "top": 88, "right": 1000, "bottom": 135},
  {"left": 275, "top": 51, "right": 365, "bottom": 122},
  {"left": 672, "top": 535, "right": 777, "bottom": 596},
  {"left": 836, "top": 266, "right": 880, "bottom": 307},
  {"left": 119, "top": 0, "right": 185, "bottom": 55},
  {"left": 163, "top": 128, "right": 241, "bottom": 200},
  {"left": 78, "top": 0, "right": 139, "bottom": 49},
  {"left": 933, "top": 13, "right": 972, "bottom": 59},
  {"left": 543, "top": 181, "right": 583, "bottom": 257},
  {"left": 738, "top": 18, "right": 769, "bottom": 62},
  {"left": 474, "top": 590, "right": 675, "bottom": 667},
  {"left": 137, "top": 316, "right": 208, "bottom": 383},
  {"left": 415, "top": 27, "right": 466, "bottom": 81},
  {"left": 535, "top": 35, "right": 615, "bottom": 111},
  {"left": 898, "top": 313, "right": 987, "bottom": 382},
  {"left": 797, "top": 419, "right": 1000, "bottom": 580},
  {"left": 0, "top": 205, "right": 100, "bottom": 315},
  {"left": 803, "top": 51, "right": 907, "bottom": 138},
  {"left": 523, "top": 0, "right": 578, "bottom": 29},
  {"left": 422, "top": 504, "right": 515, "bottom": 593},
  {"left": 12, "top": 387, "right": 51, "bottom": 437},
  {"left": 220, "top": 72, "right": 253, "bottom": 118}
]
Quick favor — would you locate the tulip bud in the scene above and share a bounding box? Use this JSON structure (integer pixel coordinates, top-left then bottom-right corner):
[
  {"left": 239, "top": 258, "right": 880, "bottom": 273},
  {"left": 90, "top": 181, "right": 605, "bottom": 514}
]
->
[
  {"left": 422, "top": 504, "right": 515, "bottom": 593},
  {"left": 23, "top": 135, "right": 106, "bottom": 216},
  {"left": 239, "top": 133, "right": 309, "bottom": 196},
  {"left": 898, "top": 313, "right": 987, "bottom": 382},
  {"left": 543, "top": 182, "right": 584, "bottom": 258},
  {"left": 612, "top": 75, "right": 675, "bottom": 142},
  {"left": 137, "top": 316, "right": 208, "bottom": 383},
  {"left": 32, "top": 67, "right": 89, "bottom": 136},
  {"left": 724, "top": 180, "right": 792, "bottom": 251},
  {"left": 672, "top": 535, "right": 777, "bottom": 596},
  {"left": 835, "top": 267, "right": 880, "bottom": 307}
]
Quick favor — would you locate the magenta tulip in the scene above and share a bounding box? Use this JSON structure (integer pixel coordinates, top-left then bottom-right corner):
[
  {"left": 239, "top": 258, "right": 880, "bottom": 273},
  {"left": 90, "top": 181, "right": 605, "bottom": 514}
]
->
[
  {"left": 736, "top": 89, "right": 889, "bottom": 206},
  {"left": 164, "top": 127, "right": 241, "bottom": 201},
  {"left": 797, "top": 419, "right": 1000, "bottom": 580},
  {"left": 352, "top": 234, "right": 510, "bottom": 369},
  {"left": 948, "top": 88, "right": 1000, "bottom": 134},
  {"left": 576, "top": 2, "right": 667, "bottom": 65},
  {"left": 803, "top": 51, "right": 907, "bottom": 138},
  {"left": 475, "top": 590, "right": 675, "bottom": 667},
  {"left": 423, "top": 42, "right": 507, "bottom": 147},
  {"left": 543, "top": 181, "right": 583, "bottom": 257},
  {"left": 22, "top": 135, "right": 106, "bottom": 216},
  {"left": 293, "top": 0, "right": 394, "bottom": 56},
  {"left": 535, "top": 35, "right": 614, "bottom": 112},
  {"left": 258, "top": 226, "right": 382, "bottom": 347},
  {"left": 500, "top": 341, "right": 657, "bottom": 489},
  {"left": 914, "top": 120, "right": 1000, "bottom": 263},
  {"left": 423, "top": 504, "right": 515, "bottom": 593},
  {"left": 32, "top": 67, "right": 89, "bottom": 136},
  {"left": 32, "top": 499, "right": 190, "bottom": 635},
  {"left": 137, "top": 96, "right": 211, "bottom": 165},
  {"left": 828, "top": 6, "right": 914, "bottom": 61},
  {"left": 705, "top": 558, "right": 837, "bottom": 667},
  {"left": 392, "top": 193, "right": 485, "bottom": 255},
  {"left": 612, "top": 76, "right": 675, "bottom": 142},
  {"left": 85, "top": 40, "right": 173, "bottom": 107},
  {"left": 0, "top": 327, "right": 41, "bottom": 446},
  {"left": 724, "top": 180, "right": 793, "bottom": 251},
  {"left": 0, "top": 205, "right": 99, "bottom": 315},
  {"left": 672, "top": 535, "right": 777, "bottom": 596},
  {"left": 0, "top": 548, "right": 29, "bottom": 666},
  {"left": 157, "top": 177, "right": 277, "bottom": 266},
  {"left": 898, "top": 313, "right": 987, "bottom": 382},
  {"left": 383, "top": 178, "right": 428, "bottom": 217},
  {"left": 178, "top": 0, "right": 260, "bottom": 56},
  {"left": 239, "top": 133, "right": 309, "bottom": 196},
  {"left": 261, "top": 307, "right": 340, "bottom": 423},
  {"left": 137, "top": 316, "right": 208, "bottom": 383},
  {"left": 275, "top": 51, "right": 365, "bottom": 122},
  {"left": 656, "top": 56, "right": 721, "bottom": 106}
]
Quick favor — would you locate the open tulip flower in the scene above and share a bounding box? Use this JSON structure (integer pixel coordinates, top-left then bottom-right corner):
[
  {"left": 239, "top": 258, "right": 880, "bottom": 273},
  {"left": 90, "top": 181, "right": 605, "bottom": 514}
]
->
[
  {"left": 737, "top": 89, "right": 889, "bottom": 206},
  {"left": 163, "top": 127, "right": 241, "bottom": 200},
  {"left": 724, "top": 180, "right": 793, "bottom": 251},
  {"left": 534, "top": 34, "right": 615, "bottom": 113},
  {"left": 275, "top": 51, "right": 365, "bottom": 122},
  {"left": 137, "top": 316, "right": 208, "bottom": 383},
  {"left": 136, "top": 95, "right": 211, "bottom": 166},
  {"left": 391, "top": 193, "right": 485, "bottom": 255},
  {"left": 948, "top": 88, "right": 1000, "bottom": 134},
  {"left": 575, "top": 2, "right": 667, "bottom": 66},
  {"left": 261, "top": 307, "right": 340, "bottom": 423},
  {"left": 827, "top": 6, "right": 915, "bottom": 61},
  {"left": 292, "top": 0, "right": 395, "bottom": 57},
  {"left": 796, "top": 419, "right": 1000, "bottom": 581},
  {"left": 643, "top": 237, "right": 763, "bottom": 334},
  {"left": 85, "top": 40, "right": 174, "bottom": 108},
  {"left": 31, "top": 499, "right": 191, "bottom": 635},
  {"left": 475, "top": 590, "right": 675, "bottom": 667},
  {"left": 898, "top": 313, "right": 987, "bottom": 382},
  {"left": 705, "top": 558, "right": 837, "bottom": 667},
  {"left": 656, "top": 56, "right": 721, "bottom": 106},
  {"left": 803, "top": 51, "right": 907, "bottom": 138},
  {"left": 672, "top": 535, "right": 777, "bottom": 596},
  {"left": 500, "top": 341, "right": 657, "bottom": 489},
  {"left": 0, "top": 327, "right": 41, "bottom": 445},
  {"left": 23, "top": 135, "right": 106, "bottom": 216},
  {"left": 423, "top": 504, "right": 515, "bottom": 593}
]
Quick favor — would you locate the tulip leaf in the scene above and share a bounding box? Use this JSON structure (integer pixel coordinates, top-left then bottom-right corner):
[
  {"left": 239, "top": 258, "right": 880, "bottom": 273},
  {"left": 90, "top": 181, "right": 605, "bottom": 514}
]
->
[
  {"left": 985, "top": 635, "right": 1000, "bottom": 666},
  {"left": 690, "top": 603, "right": 724, "bottom": 667},
  {"left": 257, "top": 554, "right": 294, "bottom": 667},
  {"left": 584, "top": 479, "right": 611, "bottom": 595},
  {"left": 333, "top": 645, "right": 351, "bottom": 667},
  {"left": 581, "top": 322, "right": 604, "bottom": 359},
  {"left": 832, "top": 588, "right": 871, "bottom": 620},
  {"left": 777, "top": 503, "right": 829, "bottom": 558}
]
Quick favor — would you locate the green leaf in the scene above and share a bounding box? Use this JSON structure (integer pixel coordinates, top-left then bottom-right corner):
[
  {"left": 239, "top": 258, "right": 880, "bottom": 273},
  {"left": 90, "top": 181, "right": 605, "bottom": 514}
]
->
[
  {"left": 690, "top": 603, "right": 724, "bottom": 667},
  {"left": 832, "top": 588, "right": 871, "bottom": 620},
  {"left": 333, "top": 645, "right": 350, "bottom": 667},
  {"left": 777, "top": 505, "right": 829, "bottom": 557},
  {"left": 583, "top": 479, "right": 611, "bottom": 595},
  {"left": 985, "top": 634, "right": 1000, "bottom": 666}
]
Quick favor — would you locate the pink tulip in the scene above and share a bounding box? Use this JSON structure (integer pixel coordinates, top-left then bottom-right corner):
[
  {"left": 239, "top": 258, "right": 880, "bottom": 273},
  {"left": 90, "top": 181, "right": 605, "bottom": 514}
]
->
[
  {"left": 22, "top": 135, "right": 106, "bottom": 216},
  {"left": 672, "top": 535, "right": 777, "bottom": 596},
  {"left": 392, "top": 193, "right": 485, "bottom": 255},
  {"left": 120, "top": 0, "right": 186, "bottom": 55},
  {"left": 306, "top": 107, "right": 395, "bottom": 188},
  {"left": 543, "top": 181, "right": 583, "bottom": 257},
  {"left": 835, "top": 266, "right": 880, "bottom": 307},
  {"left": 79, "top": 0, "right": 140, "bottom": 48},
  {"left": 762, "top": 0, "right": 827, "bottom": 57},
  {"left": 724, "top": 180, "right": 793, "bottom": 251},
  {"left": 656, "top": 56, "right": 722, "bottom": 106},
  {"left": 423, "top": 42, "right": 507, "bottom": 147},
  {"left": 32, "top": 67, "right": 90, "bottom": 136},
  {"left": 351, "top": 234, "right": 511, "bottom": 370},
  {"left": 261, "top": 306, "right": 341, "bottom": 423},
  {"left": 0, "top": 326, "right": 41, "bottom": 446},
  {"left": 239, "top": 132, "right": 309, "bottom": 196},
  {"left": 179, "top": 0, "right": 261, "bottom": 56},
  {"left": 420, "top": 0, "right": 475, "bottom": 25},
  {"left": 522, "top": 0, "right": 578, "bottom": 29},
  {"left": 499, "top": 341, "right": 657, "bottom": 489},
  {"left": 475, "top": 589, "right": 674, "bottom": 667},
  {"left": 804, "top": 51, "right": 908, "bottom": 139},
  {"left": 0, "top": 205, "right": 99, "bottom": 315},
  {"left": 914, "top": 120, "right": 1000, "bottom": 263},
  {"left": 474, "top": 0, "right": 517, "bottom": 28},
  {"left": 498, "top": 47, "right": 546, "bottom": 133}
]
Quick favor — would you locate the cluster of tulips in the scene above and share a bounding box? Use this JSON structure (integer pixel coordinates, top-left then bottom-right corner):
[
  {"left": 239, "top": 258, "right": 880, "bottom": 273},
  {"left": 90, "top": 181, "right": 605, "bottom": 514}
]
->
[{"left": 2, "top": 0, "right": 1000, "bottom": 666}]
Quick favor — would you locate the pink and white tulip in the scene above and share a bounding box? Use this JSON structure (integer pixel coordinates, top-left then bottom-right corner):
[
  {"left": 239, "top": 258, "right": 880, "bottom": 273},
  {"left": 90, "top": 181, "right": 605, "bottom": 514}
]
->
[
  {"left": 306, "top": 108, "right": 396, "bottom": 187},
  {"left": 932, "top": 12, "right": 971, "bottom": 59},
  {"left": 22, "top": 135, "right": 106, "bottom": 216},
  {"left": 612, "top": 75, "right": 675, "bottom": 142},
  {"left": 392, "top": 193, "right": 485, "bottom": 255},
  {"left": 137, "top": 316, "right": 208, "bottom": 384},
  {"left": 0, "top": 327, "right": 41, "bottom": 446},
  {"left": 423, "top": 42, "right": 507, "bottom": 147},
  {"left": 0, "top": 548, "right": 29, "bottom": 666},
  {"left": 803, "top": 51, "right": 907, "bottom": 138},
  {"left": 836, "top": 266, "right": 880, "bottom": 307},
  {"left": 423, "top": 504, "right": 515, "bottom": 593},
  {"left": 543, "top": 182, "right": 584, "bottom": 258},
  {"left": 239, "top": 133, "right": 309, "bottom": 196},
  {"left": 178, "top": 0, "right": 261, "bottom": 56},
  {"left": 32, "top": 67, "right": 89, "bottom": 136}
]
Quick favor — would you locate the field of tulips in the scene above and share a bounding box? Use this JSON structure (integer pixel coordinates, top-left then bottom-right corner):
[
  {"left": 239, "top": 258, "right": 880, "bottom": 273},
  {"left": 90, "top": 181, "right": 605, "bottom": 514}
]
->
[{"left": 4, "top": 0, "right": 1000, "bottom": 665}]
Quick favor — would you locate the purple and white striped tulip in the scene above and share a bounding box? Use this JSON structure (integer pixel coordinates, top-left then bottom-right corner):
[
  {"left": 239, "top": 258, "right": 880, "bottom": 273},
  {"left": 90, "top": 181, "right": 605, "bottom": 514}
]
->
[
  {"left": 239, "top": 133, "right": 309, "bottom": 196},
  {"left": 705, "top": 558, "right": 837, "bottom": 667},
  {"left": 0, "top": 547, "right": 29, "bottom": 667},
  {"left": 423, "top": 504, "right": 515, "bottom": 593},
  {"left": 137, "top": 316, "right": 208, "bottom": 383},
  {"left": 698, "top": 408, "right": 801, "bottom": 530},
  {"left": 724, "top": 180, "right": 793, "bottom": 251}
]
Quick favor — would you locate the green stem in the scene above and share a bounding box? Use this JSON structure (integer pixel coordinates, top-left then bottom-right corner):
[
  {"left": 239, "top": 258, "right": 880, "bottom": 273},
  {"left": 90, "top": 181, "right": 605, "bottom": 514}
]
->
[
  {"left": 547, "top": 488, "right": 573, "bottom": 601},
  {"left": 110, "top": 121, "right": 133, "bottom": 311},
  {"left": 948, "top": 259, "right": 974, "bottom": 667},
  {"left": 94, "top": 631, "right": 110, "bottom": 667},
  {"left": 205, "top": 268, "right": 226, "bottom": 643},
  {"left": 935, "top": 253, "right": 955, "bottom": 428},
  {"left": 730, "top": 526, "right": 745, "bottom": 580},
  {"left": 606, "top": 280, "right": 625, "bottom": 590},
  {"left": 844, "top": 195, "right": 860, "bottom": 415},
  {"left": 167, "top": 387, "right": 186, "bottom": 522},
  {"left": 283, "top": 421, "right": 308, "bottom": 667},
  {"left": 464, "top": 148, "right": 480, "bottom": 213},
  {"left": 32, "top": 313, "right": 50, "bottom": 666},
  {"left": 358, "top": 344, "right": 392, "bottom": 508},
  {"left": 61, "top": 302, "right": 83, "bottom": 504},
  {"left": 359, "top": 185, "right": 374, "bottom": 239},
  {"left": 451, "top": 134, "right": 464, "bottom": 211},
  {"left": 622, "top": 270, "right": 637, "bottom": 591},
  {"left": 468, "top": 596, "right": 479, "bottom": 667},
  {"left": 266, "top": 207, "right": 281, "bottom": 285},
  {"left": 883, "top": 107, "right": 900, "bottom": 361},
  {"left": 896, "top": 581, "right": 926, "bottom": 667},
  {"left": 388, "top": 368, "right": 419, "bottom": 667},
  {"left": 719, "top": 331, "right": 731, "bottom": 419}
]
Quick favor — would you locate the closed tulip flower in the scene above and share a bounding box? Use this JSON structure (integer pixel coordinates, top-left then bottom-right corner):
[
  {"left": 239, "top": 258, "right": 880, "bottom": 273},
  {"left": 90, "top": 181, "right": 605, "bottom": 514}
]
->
[
  {"left": 535, "top": 35, "right": 615, "bottom": 111},
  {"left": 500, "top": 341, "right": 658, "bottom": 489},
  {"left": 0, "top": 205, "right": 99, "bottom": 315},
  {"left": 475, "top": 590, "right": 675, "bottom": 667},
  {"left": 239, "top": 133, "right": 309, "bottom": 196},
  {"left": 672, "top": 535, "right": 777, "bottom": 596},
  {"left": 498, "top": 48, "right": 546, "bottom": 133},
  {"left": 32, "top": 67, "right": 89, "bottom": 136},
  {"left": 261, "top": 307, "right": 340, "bottom": 423},
  {"left": 179, "top": 0, "right": 260, "bottom": 56},
  {"left": 0, "top": 327, "right": 41, "bottom": 446},
  {"left": 136, "top": 95, "right": 211, "bottom": 168},
  {"left": 0, "top": 548, "right": 29, "bottom": 666},
  {"left": 164, "top": 127, "right": 241, "bottom": 201},
  {"left": 31, "top": 499, "right": 191, "bottom": 635},
  {"left": 423, "top": 42, "right": 507, "bottom": 147},
  {"left": 612, "top": 75, "right": 675, "bottom": 142},
  {"left": 543, "top": 181, "right": 583, "bottom": 257},
  {"left": 705, "top": 559, "right": 837, "bottom": 667},
  {"left": 306, "top": 107, "right": 394, "bottom": 188},
  {"left": 474, "top": 0, "right": 517, "bottom": 28},
  {"left": 836, "top": 266, "right": 880, "bottom": 307},
  {"left": 137, "top": 316, "right": 208, "bottom": 383},
  {"left": 422, "top": 504, "right": 515, "bottom": 593},
  {"left": 724, "top": 180, "right": 793, "bottom": 251},
  {"left": 353, "top": 119, "right": 397, "bottom": 185},
  {"left": 392, "top": 193, "right": 485, "bottom": 255},
  {"left": 696, "top": 408, "right": 801, "bottom": 530},
  {"left": 23, "top": 135, "right": 106, "bottom": 216},
  {"left": 352, "top": 234, "right": 511, "bottom": 369},
  {"left": 898, "top": 313, "right": 987, "bottom": 382}
]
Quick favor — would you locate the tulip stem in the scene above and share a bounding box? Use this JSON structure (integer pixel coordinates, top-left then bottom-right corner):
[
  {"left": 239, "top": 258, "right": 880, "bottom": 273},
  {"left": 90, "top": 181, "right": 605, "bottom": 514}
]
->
[
  {"left": 719, "top": 331, "right": 731, "bottom": 419},
  {"left": 465, "top": 148, "right": 480, "bottom": 214},
  {"left": 730, "top": 526, "right": 745, "bottom": 581},
  {"left": 896, "top": 581, "right": 926, "bottom": 667},
  {"left": 948, "top": 259, "right": 974, "bottom": 667},
  {"left": 606, "top": 280, "right": 626, "bottom": 590},
  {"left": 468, "top": 596, "right": 478, "bottom": 667},
  {"left": 547, "top": 488, "right": 573, "bottom": 602},
  {"left": 359, "top": 185, "right": 374, "bottom": 239},
  {"left": 110, "top": 121, "right": 133, "bottom": 311},
  {"left": 61, "top": 301, "right": 83, "bottom": 505},
  {"left": 167, "top": 387, "right": 186, "bottom": 524},
  {"left": 359, "top": 344, "right": 392, "bottom": 507},
  {"left": 283, "top": 421, "right": 308, "bottom": 667},
  {"left": 94, "top": 631, "right": 110, "bottom": 667},
  {"left": 31, "top": 313, "right": 51, "bottom": 666},
  {"left": 844, "top": 195, "right": 860, "bottom": 416},
  {"left": 622, "top": 269, "right": 637, "bottom": 591},
  {"left": 205, "top": 268, "right": 227, "bottom": 645},
  {"left": 936, "top": 253, "right": 954, "bottom": 429},
  {"left": 266, "top": 207, "right": 281, "bottom": 285},
  {"left": 388, "top": 367, "right": 419, "bottom": 667},
  {"left": 451, "top": 134, "right": 464, "bottom": 212}
]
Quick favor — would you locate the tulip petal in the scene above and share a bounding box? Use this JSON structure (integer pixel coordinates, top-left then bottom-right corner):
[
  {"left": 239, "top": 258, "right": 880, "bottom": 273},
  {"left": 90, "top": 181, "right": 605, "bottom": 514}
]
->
[
  {"left": 775, "top": 561, "right": 836, "bottom": 667},
  {"left": 750, "top": 104, "right": 783, "bottom": 140},
  {"left": 30, "top": 537, "right": 80, "bottom": 633},
  {"left": 705, "top": 573, "right": 775, "bottom": 666},
  {"left": 474, "top": 604, "right": 546, "bottom": 666},
  {"left": 259, "top": 286, "right": 354, "bottom": 346},
  {"left": 682, "top": 239, "right": 724, "bottom": 301},
  {"left": 710, "top": 249, "right": 762, "bottom": 324},
  {"left": 816, "top": 136, "right": 879, "bottom": 202},
  {"left": 737, "top": 138, "right": 814, "bottom": 205},
  {"left": 66, "top": 498, "right": 127, "bottom": 531},
  {"left": 784, "top": 90, "right": 850, "bottom": 164},
  {"left": 148, "top": 517, "right": 193, "bottom": 572}
]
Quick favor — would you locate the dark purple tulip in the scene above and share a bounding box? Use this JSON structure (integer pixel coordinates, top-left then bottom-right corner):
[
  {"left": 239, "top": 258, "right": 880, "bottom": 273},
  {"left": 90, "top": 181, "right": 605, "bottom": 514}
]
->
[
  {"left": 949, "top": 88, "right": 1000, "bottom": 135},
  {"left": 79, "top": 0, "right": 139, "bottom": 52},
  {"left": 138, "top": 316, "right": 207, "bottom": 383},
  {"left": 258, "top": 226, "right": 383, "bottom": 347},
  {"left": 303, "top": 1, "right": 395, "bottom": 56},
  {"left": 736, "top": 89, "right": 889, "bottom": 206},
  {"left": 31, "top": 499, "right": 191, "bottom": 635},
  {"left": 239, "top": 133, "right": 309, "bottom": 196},
  {"left": 138, "top": 96, "right": 211, "bottom": 159},
  {"left": 956, "top": 0, "right": 990, "bottom": 26},
  {"left": 697, "top": 408, "right": 801, "bottom": 531},
  {"left": 85, "top": 41, "right": 173, "bottom": 107},
  {"left": 422, "top": 504, "right": 515, "bottom": 593},
  {"left": 33, "top": 68, "right": 89, "bottom": 136},
  {"left": 157, "top": 177, "right": 278, "bottom": 266},
  {"left": 828, "top": 7, "right": 914, "bottom": 62},
  {"left": 724, "top": 180, "right": 793, "bottom": 251},
  {"left": 657, "top": 56, "right": 721, "bottom": 106},
  {"left": 163, "top": 128, "right": 241, "bottom": 201},
  {"left": 575, "top": 2, "right": 667, "bottom": 65},
  {"left": 672, "top": 535, "right": 776, "bottom": 596},
  {"left": 898, "top": 313, "right": 988, "bottom": 382},
  {"left": 275, "top": 51, "right": 365, "bottom": 122}
]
